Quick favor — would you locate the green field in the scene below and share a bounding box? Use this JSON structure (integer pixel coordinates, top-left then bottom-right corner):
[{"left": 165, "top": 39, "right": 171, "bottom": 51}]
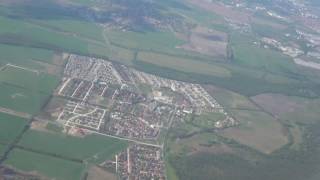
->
[
  {"left": 5, "top": 148, "right": 85, "bottom": 180},
  {"left": 137, "top": 52, "right": 231, "bottom": 78},
  {"left": 220, "top": 110, "right": 288, "bottom": 154},
  {"left": 87, "top": 43, "right": 136, "bottom": 65},
  {"left": 19, "top": 130, "right": 128, "bottom": 163},
  {"left": 0, "top": 15, "right": 138, "bottom": 65},
  {"left": 31, "top": 19, "right": 105, "bottom": 42},
  {"left": 0, "top": 15, "right": 113, "bottom": 59},
  {"left": 0, "top": 44, "right": 54, "bottom": 65},
  {"left": 0, "top": 64, "right": 59, "bottom": 114},
  {"left": 0, "top": 83, "right": 48, "bottom": 114},
  {"left": 232, "top": 43, "right": 298, "bottom": 75},
  {"left": 105, "top": 30, "right": 214, "bottom": 61},
  {"left": 106, "top": 30, "right": 184, "bottom": 52},
  {"left": 204, "top": 85, "right": 258, "bottom": 110},
  {"left": 0, "top": 113, "right": 28, "bottom": 144},
  {"left": 108, "top": 45, "right": 135, "bottom": 65},
  {"left": 0, "top": 66, "right": 59, "bottom": 93},
  {"left": 0, "top": 16, "right": 88, "bottom": 51}
]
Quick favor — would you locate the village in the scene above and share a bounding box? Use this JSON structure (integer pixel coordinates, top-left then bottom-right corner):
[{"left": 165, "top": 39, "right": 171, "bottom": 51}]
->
[
  {"left": 102, "top": 144, "right": 165, "bottom": 180},
  {"left": 49, "top": 54, "right": 236, "bottom": 178}
]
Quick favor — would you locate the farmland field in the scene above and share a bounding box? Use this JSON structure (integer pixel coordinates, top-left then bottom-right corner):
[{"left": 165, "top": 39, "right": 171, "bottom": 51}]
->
[
  {"left": 204, "top": 85, "right": 259, "bottom": 110},
  {"left": 0, "top": 83, "right": 48, "bottom": 114},
  {"left": 232, "top": 43, "right": 298, "bottom": 75},
  {"left": 0, "top": 44, "right": 54, "bottom": 65},
  {"left": 0, "top": 15, "right": 113, "bottom": 59},
  {"left": 106, "top": 30, "right": 184, "bottom": 52},
  {"left": 0, "top": 113, "right": 28, "bottom": 144},
  {"left": 252, "top": 94, "right": 320, "bottom": 124},
  {"left": 0, "top": 65, "right": 59, "bottom": 93},
  {"left": 137, "top": 52, "right": 231, "bottom": 78},
  {"left": 5, "top": 148, "right": 85, "bottom": 180},
  {"left": 105, "top": 30, "right": 214, "bottom": 61},
  {"left": 18, "top": 130, "right": 128, "bottom": 163},
  {"left": 30, "top": 19, "right": 105, "bottom": 42}
]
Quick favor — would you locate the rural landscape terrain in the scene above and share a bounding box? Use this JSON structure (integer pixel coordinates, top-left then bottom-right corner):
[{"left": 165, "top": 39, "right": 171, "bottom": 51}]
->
[{"left": 1, "top": 0, "right": 320, "bottom": 179}]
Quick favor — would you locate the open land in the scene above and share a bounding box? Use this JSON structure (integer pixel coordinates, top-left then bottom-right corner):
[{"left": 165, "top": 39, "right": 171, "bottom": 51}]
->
[
  {"left": 252, "top": 93, "right": 320, "bottom": 124},
  {"left": 0, "top": 113, "right": 28, "bottom": 144},
  {"left": 220, "top": 110, "right": 288, "bottom": 154},
  {"left": 4, "top": 148, "right": 85, "bottom": 180},
  {"left": 136, "top": 52, "right": 231, "bottom": 78}
]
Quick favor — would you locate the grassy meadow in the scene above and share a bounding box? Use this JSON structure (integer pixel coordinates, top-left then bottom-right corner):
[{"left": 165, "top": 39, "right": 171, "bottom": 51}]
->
[
  {"left": 204, "top": 85, "right": 259, "bottom": 110},
  {"left": 220, "top": 110, "right": 288, "bottom": 154},
  {"left": 0, "top": 83, "right": 49, "bottom": 114},
  {"left": 0, "top": 44, "right": 54, "bottom": 65},
  {"left": 0, "top": 65, "right": 59, "bottom": 93},
  {"left": 5, "top": 148, "right": 85, "bottom": 180},
  {"left": 0, "top": 113, "right": 28, "bottom": 144},
  {"left": 137, "top": 51, "right": 231, "bottom": 78}
]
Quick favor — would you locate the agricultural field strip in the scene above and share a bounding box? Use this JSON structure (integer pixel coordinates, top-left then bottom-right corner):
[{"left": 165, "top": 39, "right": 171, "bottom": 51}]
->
[
  {"left": 25, "top": 19, "right": 106, "bottom": 46},
  {"left": 12, "top": 145, "right": 83, "bottom": 163},
  {"left": 0, "top": 107, "right": 31, "bottom": 119}
]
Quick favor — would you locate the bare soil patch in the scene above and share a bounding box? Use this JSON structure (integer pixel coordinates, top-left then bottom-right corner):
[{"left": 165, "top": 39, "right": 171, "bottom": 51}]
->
[
  {"left": 30, "top": 121, "right": 50, "bottom": 133},
  {"left": 53, "top": 53, "right": 67, "bottom": 66}
]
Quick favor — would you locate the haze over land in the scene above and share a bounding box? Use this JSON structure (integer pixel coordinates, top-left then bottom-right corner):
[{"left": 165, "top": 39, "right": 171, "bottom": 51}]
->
[{"left": 0, "top": 0, "right": 320, "bottom": 180}]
